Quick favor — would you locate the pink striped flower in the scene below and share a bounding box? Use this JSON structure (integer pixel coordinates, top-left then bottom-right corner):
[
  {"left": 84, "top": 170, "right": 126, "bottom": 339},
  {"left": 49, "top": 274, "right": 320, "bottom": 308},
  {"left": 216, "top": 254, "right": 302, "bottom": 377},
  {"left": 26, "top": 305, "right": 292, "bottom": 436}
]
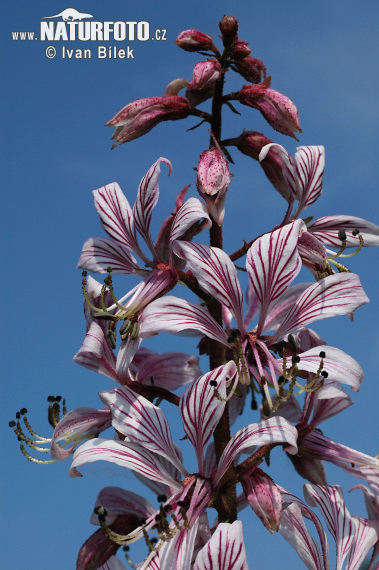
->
[
  {"left": 259, "top": 144, "right": 379, "bottom": 257},
  {"left": 140, "top": 220, "right": 369, "bottom": 407},
  {"left": 278, "top": 484, "right": 379, "bottom": 570},
  {"left": 69, "top": 363, "right": 297, "bottom": 567},
  {"left": 77, "top": 158, "right": 211, "bottom": 370}
]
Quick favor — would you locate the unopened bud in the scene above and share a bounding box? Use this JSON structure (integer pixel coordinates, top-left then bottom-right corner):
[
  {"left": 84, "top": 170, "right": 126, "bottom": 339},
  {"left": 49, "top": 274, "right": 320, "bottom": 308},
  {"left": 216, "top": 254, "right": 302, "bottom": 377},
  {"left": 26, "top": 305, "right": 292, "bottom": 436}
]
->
[
  {"left": 219, "top": 15, "right": 238, "bottom": 45},
  {"left": 240, "top": 468, "right": 282, "bottom": 533},
  {"left": 174, "top": 29, "right": 216, "bottom": 53},
  {"left": 106, "top": 96, "right": 191, "bottom": 148},
  {"left": 186, "top": 59, "right": 221, "bottom": 107},
  {"left": 234, "top": 57, "right": 266, "bottom": 84},
  {"left": 238, "top": 78, "right": 302, "bottom": 139},
  {"left": 196, "top": 142, "right": 230, "bottom": 225},
  {"left": 231, "top": 40, "right": 251, "bottom": 60}
]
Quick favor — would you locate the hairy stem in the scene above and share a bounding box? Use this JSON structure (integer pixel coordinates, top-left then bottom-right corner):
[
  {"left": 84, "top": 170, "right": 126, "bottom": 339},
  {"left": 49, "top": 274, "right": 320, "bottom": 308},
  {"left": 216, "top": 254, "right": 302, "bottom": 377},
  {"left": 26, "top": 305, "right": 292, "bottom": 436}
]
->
[{"left": 208, "top": 59, "right": 237, "bottom": 523}]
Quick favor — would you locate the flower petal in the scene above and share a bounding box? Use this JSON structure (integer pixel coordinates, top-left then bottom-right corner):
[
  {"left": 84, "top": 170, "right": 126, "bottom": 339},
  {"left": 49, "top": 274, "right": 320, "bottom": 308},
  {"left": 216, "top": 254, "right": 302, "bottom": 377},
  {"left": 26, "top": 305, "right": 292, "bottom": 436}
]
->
[
  {"left": 278, "top": 345, "right": 364, "bottom": 391},
  {"left": 246, "top": 220, "right": 303, "bottom": 334},
  {"left": 159, "top": 518, "right": 200, "bottom": 570},
  {"left": 73, "top": 321, "right": 119, "bottom": 382},
  {"left": 100, "top": 386, "right": 186, "bottom": 475},
  {"left": 307, "top": 215, "right": 379, "bottom": 248},
  {"left": 173, "top": 242, "right": 245, "bottom": 331},
  {"left": 77, "top": 237, "right": 145, "bottom": 275},
  {"left": 214, "top": 416, "right": 298, "bottom": 486},
  {"left": 90, "top": 486, "right": 156, "bottom": 526},
  {"left": 193, "top": 521, "right": 249, "bottom": 570},
  {"left": 180, "top": 362, "right": 237, "bottom": 474},
  {"left": 275, "top": 273, "right": 369, "bottom": 340},
  {"left": 259, "top": 143, "right": 299, "bottom": 200},
  {"left": 51, "top": 407, "right": 112, "bottom": 460},
  {"left": 133, "top": 349, "right": 202, "bottom": 390},
  {"left": 303, "top": 485, "right": 359, "bottom": 570},
  {"left": 139, "top": 296, "right": 229, "bottom": 346},
  {"left": 279, "top": 503, "right": 325, "bottom": 570},
  {"left": 69, "top": 438, "right": 180, "bottom": 489},
  {"left": 279, "top": 486, "right": 330, "bottom": 570},
  {"left": 294, "top": 146, "right": 325, "bottom": 214},
  {"left": 170, "top": 197, "right": 212, "bottom": 244},
  {"left": 93, "top": 182, "right": 146, "bottom": 261},
  {"left": 133, "top": 158, "right": 172, "bottom": 259}
]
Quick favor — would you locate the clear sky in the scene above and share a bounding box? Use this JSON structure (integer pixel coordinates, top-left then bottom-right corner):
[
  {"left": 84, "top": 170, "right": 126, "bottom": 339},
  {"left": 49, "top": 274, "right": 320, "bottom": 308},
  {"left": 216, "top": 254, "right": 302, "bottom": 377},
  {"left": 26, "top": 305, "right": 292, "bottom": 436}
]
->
[{"left": 1, "top": 1, "right": 379, "bottom": 568}]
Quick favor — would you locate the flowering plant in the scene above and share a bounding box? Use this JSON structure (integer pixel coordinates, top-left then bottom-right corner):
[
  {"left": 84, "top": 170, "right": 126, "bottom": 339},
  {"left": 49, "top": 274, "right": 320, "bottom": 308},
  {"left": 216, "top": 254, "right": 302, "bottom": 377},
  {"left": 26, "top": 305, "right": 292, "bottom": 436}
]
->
[{"left": 11, "top": 14, "right": 379, "bottom": 570}]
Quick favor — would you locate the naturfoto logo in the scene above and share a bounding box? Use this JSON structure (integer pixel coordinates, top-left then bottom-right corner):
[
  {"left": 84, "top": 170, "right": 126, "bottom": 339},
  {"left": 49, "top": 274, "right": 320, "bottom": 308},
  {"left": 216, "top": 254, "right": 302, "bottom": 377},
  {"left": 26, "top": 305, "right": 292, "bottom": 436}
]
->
[
  {"left": 42, "top": 8, "right": 94, "bottom": 22},
  {"left": 40, "top": 7, "right": 151, "bottom": 42},
  {"left": 11, "top": 8, "right": 167, "bottom": 60}
]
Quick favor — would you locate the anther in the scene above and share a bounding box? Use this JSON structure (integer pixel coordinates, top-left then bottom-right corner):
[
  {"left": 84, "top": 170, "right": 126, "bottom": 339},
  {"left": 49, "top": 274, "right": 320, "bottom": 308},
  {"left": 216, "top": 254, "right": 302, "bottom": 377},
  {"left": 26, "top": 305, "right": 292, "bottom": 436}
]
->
[
  {"left": 16, "top": 412, "right": 21, "bottom": 419},
  {"left": 119, "top": 319, "right": 131, "bottom": 336},
  {"left": 338, "top": 229, "right": 347, "bottom": 242},
  {"left": 319, "top": 351, "right": 326, "bottom": 359},
  {"left": 177, "top": 500, "right": 186, "bottom": 508},
  {"left": 291, "top": 355, "right": 300, "bottom": 364},
  {"left": 47, "top": 396, "right": 55, "bottom": 402},
  {"left": 210, "top": 380, "right": 218, "bottom": 387},
  {"left": 106, "top": 329, "right": 117, "bottom": 349},
  {"left": 163, "top": 504, "right": 172, "bottom": 513},
  {"left": 321, "top": 371, "right": 328, "bottom": 378},
  {"left": 20, "top": 408, "right": 28, "bottom": 415},
  {"left": 352, "top": 229, "right": 360, "bottom": 236},
  {"left": 95, "top": 506, "right": 108, "bottom": 523},
  {"left": 278, "top": 376, "right": 285, "bottom": 385},
  {"left": 82, "top": 271, "right": 87, "bottom": 277},
  {"left": 157, "top": 494, "right": 167, "bottom": 503},
  {"left": 123, "top": 546, "right": 130, "bottom": 552},
  {"left": 9, "top": 420, "right": 16, "bottom": 428}
]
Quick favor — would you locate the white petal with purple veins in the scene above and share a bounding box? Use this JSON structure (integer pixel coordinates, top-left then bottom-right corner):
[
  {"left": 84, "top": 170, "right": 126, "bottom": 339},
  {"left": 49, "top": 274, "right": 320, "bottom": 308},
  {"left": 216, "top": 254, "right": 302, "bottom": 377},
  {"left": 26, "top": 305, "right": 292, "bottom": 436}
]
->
[
  {"left": 100, "top": 386, "right": 186, "bottom": 475},
  {"left": 133, "top": 157, "right": 172, "bottom": 259},
  {"left": 139, "top": 296, "right": 229, "bottom": 345},
  {"left": 275, "top": 273, "right": 369, "bottom": 340},
  {"left": 180, "top": 362, "right": 236, "bottom": 474},
  {"left": 246, "top": 220, "right": 303, "bottom": 334},
  {"left": 193, "top": 521, "right": 249, "bottom": 570},
  {"left": 174, "top": 242, "right": 245, "bottom": 331}
]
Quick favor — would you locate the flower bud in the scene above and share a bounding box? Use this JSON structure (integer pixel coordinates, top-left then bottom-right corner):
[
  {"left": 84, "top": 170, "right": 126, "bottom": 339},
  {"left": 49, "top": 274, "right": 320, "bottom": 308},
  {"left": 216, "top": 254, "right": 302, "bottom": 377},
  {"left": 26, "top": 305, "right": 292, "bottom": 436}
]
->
[
  {"left": 241, "top": 468, "right": 283, "bottom": 533},
  {"left": 196, "top": 144, "right": 230, "bottom": 225},
  {"left": 106, "top": 96, "right": 191, "bottom": 148},
  {"left": 230, "top": 39, "right": 251, "bottom": 60},
  {"left": 186, "top": 59, "right": 221, "bottom": 107},
  {"left": 219, "top": 15, "right": 238, "bottom": 45},
  {"left": 233, "top": 131, "right": 290, "bottom": 200},
  {"left": 174, "top": 29, "right": 216, "bottom": 53},
  {"left": 192, "top": 59, "right": 221, "bottom": 89},
  {"left": 234, "top": 56, "right": 266, "bottom": 84},
  {"left": 238, "top": 78, "right": 302, "bottom": 139}
]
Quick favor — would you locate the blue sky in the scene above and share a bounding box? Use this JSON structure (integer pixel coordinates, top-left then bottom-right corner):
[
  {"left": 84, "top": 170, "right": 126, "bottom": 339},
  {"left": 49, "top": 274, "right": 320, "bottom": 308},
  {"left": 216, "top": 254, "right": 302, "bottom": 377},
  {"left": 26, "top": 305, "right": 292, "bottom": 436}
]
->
[{"left": 1, "top": 1, "right": 379, "bottom": 568}]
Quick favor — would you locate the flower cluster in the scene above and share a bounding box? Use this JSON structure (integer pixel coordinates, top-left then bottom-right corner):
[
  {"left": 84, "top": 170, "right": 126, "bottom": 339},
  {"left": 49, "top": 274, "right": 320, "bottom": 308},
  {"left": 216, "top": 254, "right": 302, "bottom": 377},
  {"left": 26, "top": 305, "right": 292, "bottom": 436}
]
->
[{"left": 12, "top": 14, "right": 379, "bottom": 570}]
